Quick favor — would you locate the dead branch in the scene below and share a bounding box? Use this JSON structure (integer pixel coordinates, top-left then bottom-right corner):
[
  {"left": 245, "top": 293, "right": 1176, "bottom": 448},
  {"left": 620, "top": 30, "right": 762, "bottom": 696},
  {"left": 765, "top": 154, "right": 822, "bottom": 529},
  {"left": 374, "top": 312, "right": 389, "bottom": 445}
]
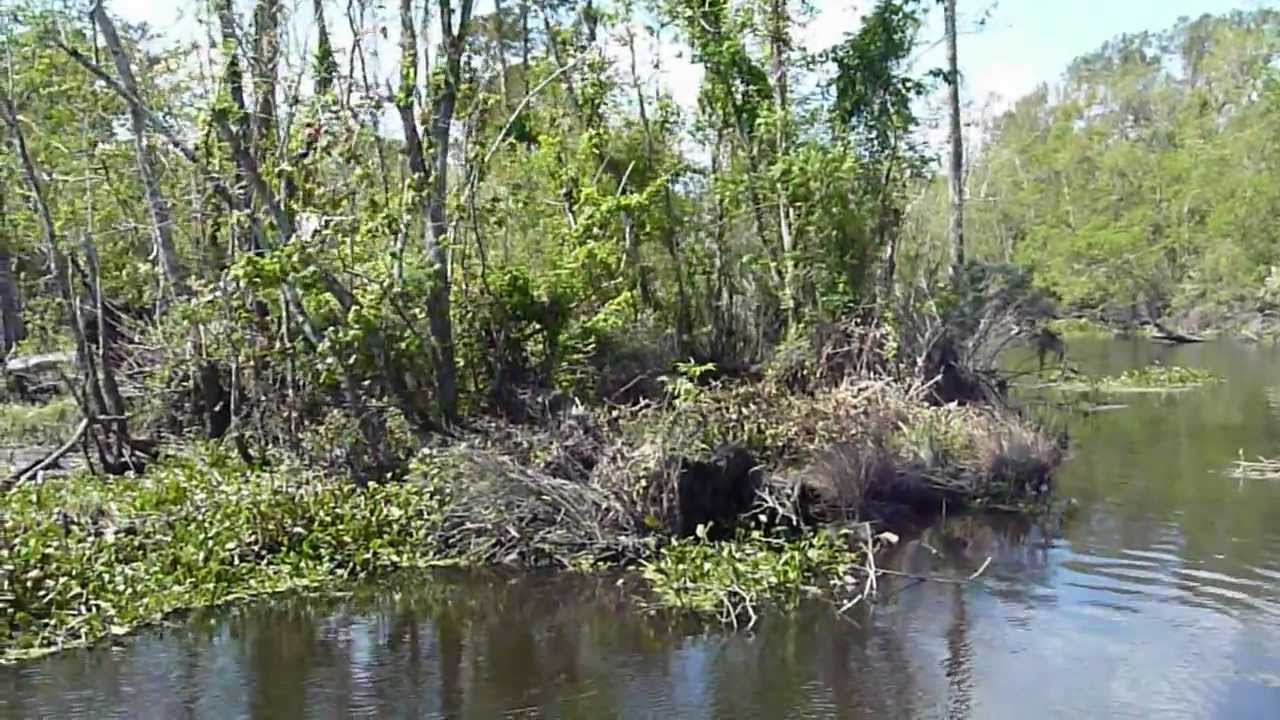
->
[{"left": 5, "top": 418, "right": 89, "bottom": 488}]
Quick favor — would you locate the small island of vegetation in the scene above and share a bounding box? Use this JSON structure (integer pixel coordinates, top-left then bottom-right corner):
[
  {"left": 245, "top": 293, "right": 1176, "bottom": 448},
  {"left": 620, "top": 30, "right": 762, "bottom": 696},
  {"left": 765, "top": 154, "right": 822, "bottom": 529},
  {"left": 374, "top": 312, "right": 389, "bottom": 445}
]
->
[{"left": 7, "top": 0, "right": 1277, "bottom": 665}]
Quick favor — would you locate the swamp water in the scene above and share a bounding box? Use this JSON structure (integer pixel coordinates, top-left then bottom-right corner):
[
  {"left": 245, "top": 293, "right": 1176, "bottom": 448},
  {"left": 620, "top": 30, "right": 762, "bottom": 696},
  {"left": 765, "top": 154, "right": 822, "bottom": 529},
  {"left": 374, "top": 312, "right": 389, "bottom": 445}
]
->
[{"left": 3, "top": 339, "right": 1280, "bottom": 719}]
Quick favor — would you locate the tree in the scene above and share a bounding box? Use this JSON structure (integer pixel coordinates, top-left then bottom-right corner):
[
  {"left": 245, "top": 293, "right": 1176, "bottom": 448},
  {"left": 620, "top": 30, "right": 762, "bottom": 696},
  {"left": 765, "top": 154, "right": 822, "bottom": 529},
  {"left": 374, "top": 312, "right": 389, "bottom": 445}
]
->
[
  {"left": 91, "top": 0, "right": 188, "bottom": 299},
  {"left": 829, "top": 0, "right": 930, "bottom": 301},
  {"left": 0, "top": 174, "right": 22, "bottom": 355},
  {"left": 936, "top": 9, "right": 1280, "bottom": 321},
  {"left": 0, "top": 0, "right": 950, "bottom": 470},
  {"left": 944, "top": 0, "right": 964, "bottom": 284},
  {"left": 397, "top": 0, "right": 474, "bottom": 424}
]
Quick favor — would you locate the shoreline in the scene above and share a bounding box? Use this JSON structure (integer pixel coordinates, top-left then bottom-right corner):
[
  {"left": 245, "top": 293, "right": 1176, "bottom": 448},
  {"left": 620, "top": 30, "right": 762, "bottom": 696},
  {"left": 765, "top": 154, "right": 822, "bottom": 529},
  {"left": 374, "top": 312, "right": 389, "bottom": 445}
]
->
[
  {"left": 1, "top": 373, "right": 1062, "bottom": 663},
  {"left": 1049, "top": 307, "right": 1280, "bottom": 345}
]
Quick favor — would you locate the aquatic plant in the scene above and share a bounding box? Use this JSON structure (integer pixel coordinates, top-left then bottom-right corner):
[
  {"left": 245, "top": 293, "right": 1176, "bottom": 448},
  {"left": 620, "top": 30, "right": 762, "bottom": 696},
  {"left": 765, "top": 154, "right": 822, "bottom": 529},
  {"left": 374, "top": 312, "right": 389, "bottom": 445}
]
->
[
  {"left": 0, "top": 447, "right": 448, "bottom": 662},
  {"left": 1051, "top": 363, "right": 1221, "bottom": 394},
  {"left": 1047, "top": 317, "right": 1114, "bottom": 339},
  {"left": 1107, "top": 364, "right": 1221, "bottom": 388},
  {"left": 639, "top": 526, "right": 870, "bottom": 627}
]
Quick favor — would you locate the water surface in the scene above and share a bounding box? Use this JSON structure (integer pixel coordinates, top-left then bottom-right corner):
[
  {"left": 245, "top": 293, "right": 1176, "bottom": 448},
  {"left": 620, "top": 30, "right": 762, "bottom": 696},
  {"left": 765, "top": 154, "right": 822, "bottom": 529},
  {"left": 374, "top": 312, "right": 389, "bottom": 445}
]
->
[{"left": 4, "top": 339, "right": 1280, "bottom": 719}]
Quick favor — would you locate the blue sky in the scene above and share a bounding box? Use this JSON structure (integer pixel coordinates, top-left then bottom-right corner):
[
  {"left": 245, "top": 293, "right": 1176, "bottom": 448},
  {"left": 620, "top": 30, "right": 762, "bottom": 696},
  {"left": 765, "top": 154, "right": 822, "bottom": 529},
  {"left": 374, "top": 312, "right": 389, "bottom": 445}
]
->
[
  {"left": 112, "top": 0, "right": 1274, "bottom": 117},
  {"left": 920, "top": 0, "right": 1275, "bottom": 107}
]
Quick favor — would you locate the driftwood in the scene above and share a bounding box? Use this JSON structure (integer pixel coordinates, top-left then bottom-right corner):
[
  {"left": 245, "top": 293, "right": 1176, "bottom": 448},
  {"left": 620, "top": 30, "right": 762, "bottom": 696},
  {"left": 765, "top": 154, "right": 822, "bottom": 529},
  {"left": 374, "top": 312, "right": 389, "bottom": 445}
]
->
[
  {"left": 4, "top": 351, "right": 76, "bottom": 375},
  {"left": 1148, "top": 319, "right": 1205, "bottom": 344},
  {"left": 4, "top": 418, "right": 88, "bottom": 489}
]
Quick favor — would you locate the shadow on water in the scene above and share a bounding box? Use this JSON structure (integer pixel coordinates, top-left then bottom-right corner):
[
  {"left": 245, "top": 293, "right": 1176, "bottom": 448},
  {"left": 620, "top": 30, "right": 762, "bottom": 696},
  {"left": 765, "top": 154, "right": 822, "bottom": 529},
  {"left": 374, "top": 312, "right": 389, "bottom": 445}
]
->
[{"left": 4, "top": 339, "right": 1280, "bottom": 719}]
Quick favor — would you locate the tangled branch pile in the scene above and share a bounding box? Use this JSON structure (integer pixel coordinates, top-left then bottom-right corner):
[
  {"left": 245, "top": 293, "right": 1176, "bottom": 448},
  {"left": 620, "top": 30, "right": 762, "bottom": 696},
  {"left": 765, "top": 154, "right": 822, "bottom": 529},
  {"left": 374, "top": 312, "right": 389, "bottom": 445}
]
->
[{"left": 405, "top": 336, "right": 1061, "bottom": 570}]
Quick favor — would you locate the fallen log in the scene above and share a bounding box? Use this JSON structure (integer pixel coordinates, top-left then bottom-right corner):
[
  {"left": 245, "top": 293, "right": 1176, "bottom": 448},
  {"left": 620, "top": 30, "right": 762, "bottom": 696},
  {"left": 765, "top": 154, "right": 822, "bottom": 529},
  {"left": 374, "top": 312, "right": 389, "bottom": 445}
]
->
[
  {"left": 4, "top": 417, "right": 89, "bottom": 489},
  {"left": 1149, "top": 320, "right": 1205, "bottom": 344},
  {"left": 4, "top": 351, "right": 76, "bottom": 374}
]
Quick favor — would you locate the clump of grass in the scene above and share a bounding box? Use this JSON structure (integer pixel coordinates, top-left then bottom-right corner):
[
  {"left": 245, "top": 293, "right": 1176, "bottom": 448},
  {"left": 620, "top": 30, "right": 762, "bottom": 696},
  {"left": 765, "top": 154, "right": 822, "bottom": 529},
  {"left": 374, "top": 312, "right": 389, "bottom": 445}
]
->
[
  {"left": 0, "top": 445, "right": 449, "bottom": 662},
  {"left": 0, "top": 397, "right": 81, "bottom": 448}
]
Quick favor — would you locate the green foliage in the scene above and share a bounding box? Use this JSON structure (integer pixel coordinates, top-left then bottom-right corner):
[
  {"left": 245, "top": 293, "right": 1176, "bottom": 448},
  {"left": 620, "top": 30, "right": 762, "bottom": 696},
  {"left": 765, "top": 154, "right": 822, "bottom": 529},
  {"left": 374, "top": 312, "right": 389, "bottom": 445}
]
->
[
  {"left": 0, "top": 397, "right": 80, "bottom": 448},
  {"left": 921, "top": 9, "right": 1280, "bottom": 323},
  {"left": 1055, "top": 363, "right": 1221, "bottom": 393},
  {"left": 828, "top": 0, "right": 929, "bottom": 156},
  {"left": 1102, "top": 364, "right": 1221, "bottom": 390},
  {"left": 640, "top": 526, "right": 864, "bottom": 621},
  {"left": 0, "top": 447, "right": 449, "bottom": 661},
  {"left": 0, "top": 0, "right": 1072, "bottom": 653}
]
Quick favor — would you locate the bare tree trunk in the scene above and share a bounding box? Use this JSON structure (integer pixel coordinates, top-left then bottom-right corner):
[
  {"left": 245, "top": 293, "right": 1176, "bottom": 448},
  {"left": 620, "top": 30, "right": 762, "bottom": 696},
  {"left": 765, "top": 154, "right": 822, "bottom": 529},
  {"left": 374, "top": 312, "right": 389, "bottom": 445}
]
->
[
  {"left": 251, "top": 0, "right": 281, "bottom": 162},
  {"left": 213, "top": 0, "right": 261, "bottom": 255},
  {"left": 395, "top": 0, "right": 429, "bottom": 182},
  {"left": 397, "top": 0, "right": 469, "bottom": 424},
  {"left": 710, "top": 131, "right": 734, "bottom": 359},
  {"left": 877, "top": 134, "right": 902, "bottom": 303},
  {"left": 519, "top": 0, "right": 531, "bottom": 95},
  {"left": 0, "top": 175, "right": 23, "bottom": 355},
  {"left": 91, "top": 0, "right": 188, "bottom": 297},
  {"left": 493, "top": 0, "right": 511, "bottom": 108},
  {"left": 424, "top": 0, "right": 474, "bottom": 424},
  {"left": 945, "top": 0, "right": 965, "bottom": 284},
  {"left": 0, "top": 93, "right": 64, "bottom": 302},
  {"left": 768, "top": 0, "right": 798, "bottom": 324},
  {"left": 0, "top": 246, "right": 21, "bottom": 357}
]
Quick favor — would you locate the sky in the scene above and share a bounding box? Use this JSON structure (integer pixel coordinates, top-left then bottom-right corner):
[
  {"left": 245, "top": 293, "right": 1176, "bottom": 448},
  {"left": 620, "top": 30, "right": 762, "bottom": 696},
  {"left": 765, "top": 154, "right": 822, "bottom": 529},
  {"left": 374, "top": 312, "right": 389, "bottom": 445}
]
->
[{"left": 109, "top": 0, "right": 1275, "bottom": 126}]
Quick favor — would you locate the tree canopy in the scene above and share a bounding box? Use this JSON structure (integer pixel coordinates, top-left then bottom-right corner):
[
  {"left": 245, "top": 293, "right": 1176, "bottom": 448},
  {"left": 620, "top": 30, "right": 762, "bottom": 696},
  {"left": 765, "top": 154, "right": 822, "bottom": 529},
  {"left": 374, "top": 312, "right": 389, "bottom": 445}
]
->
[{"left": 910, "top": 9, "right": 1280, "bottom": 324}]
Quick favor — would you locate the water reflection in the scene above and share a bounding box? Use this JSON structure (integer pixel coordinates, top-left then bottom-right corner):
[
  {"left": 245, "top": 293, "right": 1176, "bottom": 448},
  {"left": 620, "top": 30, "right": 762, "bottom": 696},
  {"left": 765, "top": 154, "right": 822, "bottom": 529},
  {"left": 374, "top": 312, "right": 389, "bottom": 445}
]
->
[{"left": 4, "top": 340, "right": 1280, "bottom": 718}]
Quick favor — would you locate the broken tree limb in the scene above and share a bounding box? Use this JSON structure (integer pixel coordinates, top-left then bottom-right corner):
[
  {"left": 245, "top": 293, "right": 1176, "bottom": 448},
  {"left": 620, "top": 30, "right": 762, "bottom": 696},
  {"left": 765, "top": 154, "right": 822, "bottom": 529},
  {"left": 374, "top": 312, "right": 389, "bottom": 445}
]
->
[
  {"left": 5, "top": 417, "right": 89, "bottom": 488},
  {"left": 1150, "top": 323, "right": 1205, "bottom": 344}
]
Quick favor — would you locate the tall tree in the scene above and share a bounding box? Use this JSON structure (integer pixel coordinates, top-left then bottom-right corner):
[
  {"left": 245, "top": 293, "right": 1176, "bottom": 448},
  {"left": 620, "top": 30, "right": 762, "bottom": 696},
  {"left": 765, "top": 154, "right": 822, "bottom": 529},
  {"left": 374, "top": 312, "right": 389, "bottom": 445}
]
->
[
  {"left": 0, "top": 173, "right": 22, "bottom": 354},
  {"left": 944, "top": 0, "right": 965, "bottom": 283},
  {"left": 767, "top": 0, "right": 798, "bottom": 322},
  {"left": 829, "top": 0, "right": 929, "bottom": 302},
  {"left": 251, "top": 0, "right": 280, "bottom": 161},
  {"left": 398, "top": 0, "right": 473, "bottom": 423},
  {"left": 91, "top": 0, "right": 188, "bottom": 297}
]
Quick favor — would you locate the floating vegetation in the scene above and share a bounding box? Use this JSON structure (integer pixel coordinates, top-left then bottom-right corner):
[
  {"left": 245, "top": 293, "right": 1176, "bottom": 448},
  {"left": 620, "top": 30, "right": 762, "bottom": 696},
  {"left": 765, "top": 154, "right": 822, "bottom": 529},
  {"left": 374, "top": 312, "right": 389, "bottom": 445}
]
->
[
  {"left": 1102, "top": 364, "right": 1220, "bottom": 389},
  {"left": 1047, "top": 317, "right": 1115, "bottom": 339},
  {"left": 639, "top": 526, "right": 872, "bottom": 628},
  {"left": 1047, "top": 363, "right": 1221, "bottom": 394},
  {"left": 0, "top": 447, "right": 449, "bottom": 663}
]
